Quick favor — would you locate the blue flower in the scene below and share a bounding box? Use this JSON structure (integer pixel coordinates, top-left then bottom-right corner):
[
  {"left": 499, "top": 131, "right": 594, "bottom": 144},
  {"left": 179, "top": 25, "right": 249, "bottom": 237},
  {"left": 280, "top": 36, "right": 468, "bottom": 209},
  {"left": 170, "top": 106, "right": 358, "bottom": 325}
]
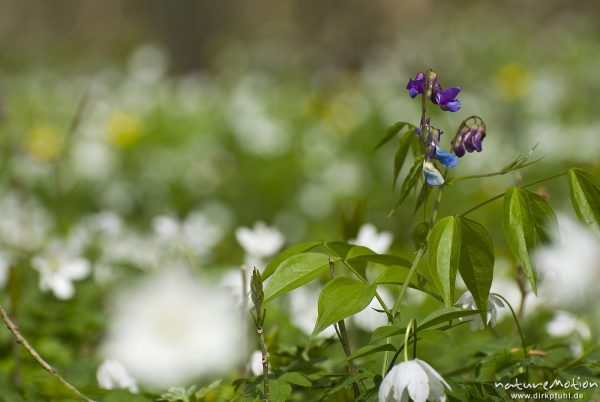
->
[
  {"left": 435, "top": 146, "right": 458, "bottom": 168},
  {"left": 434, "top": 87, "right": 461, "bottom": 112},
  {"left": 423, "top": 160, "right": 445, "bottom": 186},
  {"left": 406, "top": 72, "right": 425, "bottom": 98}
]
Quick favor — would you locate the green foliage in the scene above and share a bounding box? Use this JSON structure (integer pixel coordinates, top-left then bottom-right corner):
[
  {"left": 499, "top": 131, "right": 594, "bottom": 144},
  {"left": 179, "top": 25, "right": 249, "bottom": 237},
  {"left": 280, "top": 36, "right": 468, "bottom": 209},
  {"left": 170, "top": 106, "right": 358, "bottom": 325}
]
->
[
  {"left": 503, "top": 187, "right": 557, "bottom": 293},
  {"left": 456, "top": 217, "right": 495, "bottom": 320},
  {"left": 264, "top": 252, "right": 333, "bottom": 302},
  {"left": 428, "top": 216, "right": 461, "bottom": 306},
  {"left": 312, "top": 277, "right": 377, "bottom": 336},
  {"left": 568, "top": 168, "right": 600, "bottom": 230}
]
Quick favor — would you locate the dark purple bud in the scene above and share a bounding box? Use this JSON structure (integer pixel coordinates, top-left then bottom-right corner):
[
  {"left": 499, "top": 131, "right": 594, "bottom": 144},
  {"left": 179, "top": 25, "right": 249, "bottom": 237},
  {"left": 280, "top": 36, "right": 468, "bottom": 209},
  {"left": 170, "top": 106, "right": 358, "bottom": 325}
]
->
[
  {"left": 406, "top": 72, "right": 425, "bottom": 98},
  {"left": 451, "top": 126, "right": 469, "bottom": 158},
  {"left": 453, "top": 143, "right": 466, "bottom": 157},
  {"left": 463, "top": 126, "right": 477, "bottom": 153},
  {"left": 472, "top": 126, "right": 486, "bottom": 152}
]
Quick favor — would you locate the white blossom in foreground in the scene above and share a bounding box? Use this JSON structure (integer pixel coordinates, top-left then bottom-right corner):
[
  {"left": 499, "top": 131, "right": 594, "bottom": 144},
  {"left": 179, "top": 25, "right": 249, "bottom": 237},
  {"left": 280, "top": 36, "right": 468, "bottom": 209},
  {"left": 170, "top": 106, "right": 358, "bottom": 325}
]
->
[
  {"left": 102, "top": 269, "right": 242, "bottom": 388},
  {"left": 235, "top": 221, "right": 285, "bottom": 267},
  {"left": 31, "top": 244, "right": 91, "bottom": 300},
  {"left": 535, "top": 214, "right": 600, "bottom": 307},
  {"left": 456, "top": 291, "right": 505, "bottom": 331},
  {"left": 379, "top": 359, "right": 451, "bottom": 402},
  {"left": 350, "top": 223, "right": 393, "bottom": 254},
  {"left": 97, "top": 359, "right": 139, "bottom": 393}
]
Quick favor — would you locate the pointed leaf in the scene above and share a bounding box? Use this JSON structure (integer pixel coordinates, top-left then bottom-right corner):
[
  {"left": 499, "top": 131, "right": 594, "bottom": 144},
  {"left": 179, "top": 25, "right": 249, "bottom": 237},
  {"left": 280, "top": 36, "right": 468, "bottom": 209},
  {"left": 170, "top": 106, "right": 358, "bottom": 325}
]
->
[
  {"left": 389, "top": 156, "right": 424, "bottom": 216},
  {"left": 393, "top": 127, "right": 416, "bottom": 188},
  {"left": 428, "top": 216, "right": 461, "bottom": 306},
  {"left": 457, "top": 217, "right": 494, "bottom": 321},
  {"left": 503, "top": 187, "right": 557, "bottom": 294},
  {"left": 347, "top": 344, "right": 396, "bottom": 362},
  {"left": 264, "top": 252, "right": 333, "bottom": 302},
  {"left": 262, "top": 242, "right": 321, "bottom": 279},
  {"left": 568, "top": 168, "right": 600, "bottom": 230},
  {"left": 312, "top": 277, "right": 376, "bottom": 336},
  {"left": 374, "top": 121, "right": 412, "bottom": 151}
]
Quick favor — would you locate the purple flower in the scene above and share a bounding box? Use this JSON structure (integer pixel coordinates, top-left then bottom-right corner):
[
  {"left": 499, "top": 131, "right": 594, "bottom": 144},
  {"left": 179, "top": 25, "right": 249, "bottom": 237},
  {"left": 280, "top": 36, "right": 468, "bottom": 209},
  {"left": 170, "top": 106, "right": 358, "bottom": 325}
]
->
[
  {"left": 434, "top": 87, "right": 462, "bottom": 112},
  {"left": 452, "top": 124, "right": 486, "bottom": 157},
  {"left": 406, "top": 72, "right": 425, "bottom": 98}
]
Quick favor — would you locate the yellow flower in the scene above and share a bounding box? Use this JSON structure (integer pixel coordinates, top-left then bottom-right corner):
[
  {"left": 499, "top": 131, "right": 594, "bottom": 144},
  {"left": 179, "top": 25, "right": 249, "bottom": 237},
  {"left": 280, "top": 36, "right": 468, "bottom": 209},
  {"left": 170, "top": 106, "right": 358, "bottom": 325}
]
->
[
  {"left": 25, "top": 125, "right": 64, "bottom": 163},
  {"left": 107, "top": 112, "right": 142, "bottom": 148},
  {"left": 493, "top": 63, "right": 531, "bottom": 101}
]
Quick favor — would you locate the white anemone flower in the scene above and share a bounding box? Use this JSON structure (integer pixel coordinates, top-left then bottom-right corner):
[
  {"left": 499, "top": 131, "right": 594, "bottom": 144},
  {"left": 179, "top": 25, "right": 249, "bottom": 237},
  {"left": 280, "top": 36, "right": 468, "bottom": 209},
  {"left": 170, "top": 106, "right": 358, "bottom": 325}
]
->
[
  {"left": 153, "top": 212, "right": 223, "bottom": 258},
  {"left": 456, "top": 291, "right": 505, "bottom": 331},
  {"left": 379, "top": 359, "right": 451, "bottom": 402},
  {"left": 102, "top": 269, "right": 242, "bottom": 389},
  {"left": 31, "top": 244, "right": 91, "bottom": 300},
  {"left": 535, "top": 214, "right": 600, "bottom": 307},
  {"left": 235, "top": 221, "right": 285, "bottom": 267},
  {"left": 97, "top": 359, "right": 139, "bottom": 393},
  {"left": 349, "top": 224, "right": 393, "bottom": 254}
]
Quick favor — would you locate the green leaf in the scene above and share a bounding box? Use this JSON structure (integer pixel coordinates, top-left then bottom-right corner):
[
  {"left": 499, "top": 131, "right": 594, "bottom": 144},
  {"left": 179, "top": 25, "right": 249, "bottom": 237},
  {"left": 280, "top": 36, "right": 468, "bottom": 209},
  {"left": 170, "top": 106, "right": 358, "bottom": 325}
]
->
[
  {"left": 393, "top": 127, "right": 416, "bottom": 188},
  {"left": 347, "top": 253, "right": 411, "bottom": 268},
  {"left": 411, "top": 221, "right": 429, "bottom": 250},
  {"left": 264, "top": 252, "right": 333, "bottom": 302},
  {"left": 265, "top": 379, "right": 292, "bottom": 402},
  {"left": 346, "top": 343, "right": 396, "bottom": 361},
  {"left": 278, "top": 372, "right": 312, "bottom": 387},
  {"left": 503, "top": 187, "right": 557, "bottom": 294},
  {"left": 428, "top": 216, "right": 461, "bottom": 306},
  {"left": 312, "top": 277, "right": 376, "bottom": 336},
  {"left": 568, "top": 168, "right": 600, "bottom": 230},
  {"left": 419, "top": 306, "right": 483, "bottom": 331},
  {"left": 374, "top": 266, "right": 441, "bottom": 302},
  {"left": 374, "top": 121, "right": 413, "bottom": 151},
  {"left": 457, "top": 217, "right": 494, "bottom": 321},
  {"left": 262, "top": 242, "right": 321, "bottom": 279},
  {"left": 390, "top": 156, "right": 424, "bottom": 216}
]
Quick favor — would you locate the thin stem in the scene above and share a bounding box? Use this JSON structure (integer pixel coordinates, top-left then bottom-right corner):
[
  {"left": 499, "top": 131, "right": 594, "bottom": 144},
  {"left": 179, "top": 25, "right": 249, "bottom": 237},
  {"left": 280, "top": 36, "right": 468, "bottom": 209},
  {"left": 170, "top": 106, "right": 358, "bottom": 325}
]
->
[
  {"left": 328, "top": 259, "right": 360, "bottom": 398},
  {"left": 460, "top": 171, "right": 567, "bottom": 217},
  {"left": 492, "top": 293, "right": 527, "bottom": 358},
  {"left": 257, "top": 321, "right": 269, "bottom": 402},
  {"left": 403, "top": 319, "right": 417, "bottom": 362},
  {"left": 391, "top": 184, "right": 445, "bottom": 317},
  {"left": 0, "top": 305, "right": 94, "bottom": 402}
]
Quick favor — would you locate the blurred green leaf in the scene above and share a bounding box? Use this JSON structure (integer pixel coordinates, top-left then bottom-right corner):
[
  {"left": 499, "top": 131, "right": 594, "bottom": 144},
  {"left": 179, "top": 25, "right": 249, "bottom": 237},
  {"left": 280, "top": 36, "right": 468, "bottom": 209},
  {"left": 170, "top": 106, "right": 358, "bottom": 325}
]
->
[
  {"left": 264, "top": 252, "right": 333, "bottom": 302},
  {"left": 568, "top": 168, "right": 600, "bottom": 231},
  {"left": 428, "top": 216, "right": 461, "bottom": 306},
  {"left": 278, "top": 372, "right": 312, "bottom": 387},
  {"left": 312, "top": 277, "right": 376, "bottom": 336},
  {"left": 346, "top": 343, "right": 396, "bottom": 361},
  {"left": 374, "top": 121, "right": 414, "bottom": 151},
  {"left": 392, "top": 127, "right": 417, "bottom": 188},
  {"left": 390, "top": 156, "right": 424, "bottom": 216},
  {"left": 262, "top": 242, "right": 321, "bottom": 279},
  {"left": 419, "top": 307, "right": 482, "bottom": 331},
  {"left": 503, "top": 187, "right": 557, "bottom": 294},
  {"left": 457, "top": 217, "right": 494, "bottom": 321}
]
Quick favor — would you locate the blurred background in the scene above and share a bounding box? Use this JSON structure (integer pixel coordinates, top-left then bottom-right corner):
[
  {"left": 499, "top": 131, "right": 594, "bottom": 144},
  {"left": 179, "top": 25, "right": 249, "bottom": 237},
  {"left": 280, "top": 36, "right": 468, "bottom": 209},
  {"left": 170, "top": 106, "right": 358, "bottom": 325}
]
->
[{"left": 0, "top": 0, "right": 599, "bottom": 400}]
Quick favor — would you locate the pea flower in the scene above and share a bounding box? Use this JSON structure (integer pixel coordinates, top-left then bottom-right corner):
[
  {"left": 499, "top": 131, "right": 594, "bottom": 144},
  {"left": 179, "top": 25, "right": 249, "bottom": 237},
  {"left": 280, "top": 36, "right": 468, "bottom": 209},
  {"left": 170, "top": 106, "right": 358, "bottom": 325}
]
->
[
  {"left": 406, "top": 71, "right": 461, "bottom": 112},
  {"left": 451, "top": 123, "right": 487, "bottom": 157},
  {"left": 379, "top": 359, "right": 451, "bottom": 402},
  {"left": 97, "top": 359, "right": 139, "bottom": 394},
  {"left": 456, "top": 291, "right": 505, "bottom": 331},
  {"left": 421, "top": 128, "right": 459, "bottom": 186}
]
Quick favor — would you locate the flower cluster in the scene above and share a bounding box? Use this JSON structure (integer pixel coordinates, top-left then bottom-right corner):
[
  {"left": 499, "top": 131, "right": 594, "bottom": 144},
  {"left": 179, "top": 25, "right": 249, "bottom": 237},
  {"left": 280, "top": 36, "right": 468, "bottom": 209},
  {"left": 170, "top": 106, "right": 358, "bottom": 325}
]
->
[
  {"left": 407, "top": 71, "right": 461, "bottom": 112},
  {"left": 406, "top": 70, "right": 488, "bottom": 186},
  {"left": 451, "top": 121, "right": 487, "bottom": 157}
]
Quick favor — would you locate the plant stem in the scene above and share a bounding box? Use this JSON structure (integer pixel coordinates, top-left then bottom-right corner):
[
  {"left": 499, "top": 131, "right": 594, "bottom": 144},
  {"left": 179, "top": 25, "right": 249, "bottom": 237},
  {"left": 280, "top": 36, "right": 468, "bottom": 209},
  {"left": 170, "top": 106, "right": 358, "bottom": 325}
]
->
[
  {"left": 328, "top": 259, "right": 360, "bottom": 398},
  {"left": 257, "top": 322, "right": 269, "bottom": 402},
  {"left": 460, "top": 171, "right": 567, "bottom": 217},
  {"left": 403, "top": 319, "right": 417, "bottom": 362},
  {"left": 492, "top": 293, "right": 527, "bottom": 358},
  {"left": 391, "top": 184, "right": 445, "bottom": 318},
  {"left": 0, "top": 305, "right": 94, "bottom": 402}
]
